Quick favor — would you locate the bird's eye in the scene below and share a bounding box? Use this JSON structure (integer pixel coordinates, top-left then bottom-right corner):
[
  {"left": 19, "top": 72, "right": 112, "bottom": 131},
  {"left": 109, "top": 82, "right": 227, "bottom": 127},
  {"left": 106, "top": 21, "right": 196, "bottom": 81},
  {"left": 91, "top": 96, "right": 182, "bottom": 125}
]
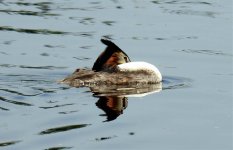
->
[{"left": 124, "top": 57, "right": 128, "bottom": 62}]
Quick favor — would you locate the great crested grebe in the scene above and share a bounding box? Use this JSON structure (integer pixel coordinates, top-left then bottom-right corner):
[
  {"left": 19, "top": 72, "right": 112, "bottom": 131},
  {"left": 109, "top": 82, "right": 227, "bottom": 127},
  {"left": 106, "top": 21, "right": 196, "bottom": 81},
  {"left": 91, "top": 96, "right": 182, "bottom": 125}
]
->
[{"left": 61, "top": 39, "right": 162, "bottom": 87}]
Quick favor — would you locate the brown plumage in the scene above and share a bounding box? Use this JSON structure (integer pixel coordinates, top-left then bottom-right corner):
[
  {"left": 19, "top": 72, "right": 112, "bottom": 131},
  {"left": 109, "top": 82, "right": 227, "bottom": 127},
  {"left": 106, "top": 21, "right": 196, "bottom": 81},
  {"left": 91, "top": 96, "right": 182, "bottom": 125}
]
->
[
  {"left": 92, "top": 39, "right": 130, "bottom": 72},
  {"left": 60, "top": 39, "right": 162, "bottom": 88}
]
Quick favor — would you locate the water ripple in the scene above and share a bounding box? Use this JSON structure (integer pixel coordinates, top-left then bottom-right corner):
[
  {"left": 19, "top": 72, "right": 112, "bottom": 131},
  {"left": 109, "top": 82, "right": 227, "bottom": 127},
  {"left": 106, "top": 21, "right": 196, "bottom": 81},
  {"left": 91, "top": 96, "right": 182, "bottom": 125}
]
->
[
  {"left": 95, "top": 135, "right": 117, "bottom": 141},
  {"left": 162, "top": 76, "right": 192, "bottom": 90},
  {"left": 102, "top": 21, "right": 116, "bottom": 26},
  {"left": 70, "top": 17, "right": 95, "bottom": 25},
  {"left": 151, "top": 0, "right": 212, "bottom": 5},
  {"left": 0, "top": 26, "right": 68, "bottom": 35},
  {"left": 1, "top": 1, "right": 57, "bottom": 17},
  {"left": 12, "top": 1, "right": 52, "bottom": 6},
  {"left": 39, "top": 103, "right": 74, "bottom": 109},
  {"left": 24, "top": 65, "right": 64, "bottom": 70},
  {"left": 0, "top": 64, "right": 67, "bottom": 70},
  {"left": 73, "top": 56, "right": 91, "bottom": 61},
  {"left": 0, "top": 64, "right": 16, "bottom": 68},
  {"left": 0, "top": 140, "right": 21, "bottom": 147},
  {"left": 44, "top": 146, "right": 73, "bottom": 150},
  {"left": 31, "top": 87, "right": 56, "bottom": 93},
  {"left": 0, "top": 106, "right": 9, "bottom": 111},
  {"left": 0, "top": 88, "right": 41, "bottom": 96},
  {"left": 0, "top": 26, "right": 95, "bottom": 37},
  {"left": 39, "top": 124, "right": 91, "bottom": 135},
  {"left": 0, "top": 51, "right": 9, "bottom": 55},
  {"left": 0, "top": 9, "right": 58, "bottom": 16},
  {"left": 151, "top": 0, "right": 217, "bottom": 18},
  {"left": 0, "top": 96, "right": 33, "bottom": 106},
  {"left": 58, "top": 5, "right": 104, "bottom": 11},
  {"left": 164, "top": 9, "right": 217, "bottom": 18},
  {"left": 58, "top": 110, "right": 78, "bottom": 114},
  {"left": 44, "top": 44, "right": 65, "bottom": 48},
  {"left": 178, "top": 49, "right": 233, "bottom": 57}
]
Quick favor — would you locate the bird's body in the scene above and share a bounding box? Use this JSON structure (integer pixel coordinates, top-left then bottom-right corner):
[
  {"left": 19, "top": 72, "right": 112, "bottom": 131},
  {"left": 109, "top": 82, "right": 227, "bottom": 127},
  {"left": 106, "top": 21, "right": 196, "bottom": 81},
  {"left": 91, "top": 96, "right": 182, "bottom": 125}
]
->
[{"left": 61, "top": 39, "right": 162, "bottom": 87}]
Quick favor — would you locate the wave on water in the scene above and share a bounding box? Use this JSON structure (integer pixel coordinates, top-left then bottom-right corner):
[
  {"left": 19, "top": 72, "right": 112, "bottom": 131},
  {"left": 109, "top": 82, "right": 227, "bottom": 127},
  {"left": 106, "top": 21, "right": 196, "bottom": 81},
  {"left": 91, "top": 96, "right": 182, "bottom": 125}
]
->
[
  {"left": 177, "top": 49, "right": 233, "bottom": 57},
  {"left": 162, "top": 76, "right": 192, "bottom": 90},
  {"left": 0, "top": 140, "right": 21, "bottom": 147},
  {"left": 39, "top": 124, "right": 91, "bottom": 135}
]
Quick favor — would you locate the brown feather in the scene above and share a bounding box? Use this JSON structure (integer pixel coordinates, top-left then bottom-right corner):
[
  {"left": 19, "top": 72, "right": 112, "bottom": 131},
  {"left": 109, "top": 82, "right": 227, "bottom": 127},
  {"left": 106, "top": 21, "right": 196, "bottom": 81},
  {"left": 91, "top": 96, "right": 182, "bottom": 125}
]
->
[{"left": 92, "top": 39, "right": 130, "bottom": 72}]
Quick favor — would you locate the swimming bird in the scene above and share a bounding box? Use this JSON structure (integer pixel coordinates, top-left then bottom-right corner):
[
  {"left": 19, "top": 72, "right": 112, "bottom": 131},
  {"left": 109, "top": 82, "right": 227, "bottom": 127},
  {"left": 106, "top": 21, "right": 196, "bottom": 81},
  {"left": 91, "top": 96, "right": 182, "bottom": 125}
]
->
[{"left": 61, "top": 39, "right": 162, "bottom": 87}]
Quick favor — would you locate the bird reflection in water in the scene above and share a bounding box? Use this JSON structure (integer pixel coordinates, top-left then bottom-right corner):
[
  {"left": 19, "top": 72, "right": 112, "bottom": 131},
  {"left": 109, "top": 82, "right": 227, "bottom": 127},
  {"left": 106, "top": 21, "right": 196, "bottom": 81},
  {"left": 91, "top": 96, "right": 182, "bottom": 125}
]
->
[
  {"left": 96, "top": 96, "right": 128, "bottom": 122},
  {"left": 90, "top": 83, "right": 162, "bottom": 122}
]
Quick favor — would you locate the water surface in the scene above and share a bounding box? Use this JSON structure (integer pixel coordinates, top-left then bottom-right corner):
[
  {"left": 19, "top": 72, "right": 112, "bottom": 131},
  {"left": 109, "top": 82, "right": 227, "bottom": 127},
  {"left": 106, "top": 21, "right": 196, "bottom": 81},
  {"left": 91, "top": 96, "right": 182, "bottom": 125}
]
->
[{"left": 0, "top": 0, "right": 232, "bottom": 150}]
